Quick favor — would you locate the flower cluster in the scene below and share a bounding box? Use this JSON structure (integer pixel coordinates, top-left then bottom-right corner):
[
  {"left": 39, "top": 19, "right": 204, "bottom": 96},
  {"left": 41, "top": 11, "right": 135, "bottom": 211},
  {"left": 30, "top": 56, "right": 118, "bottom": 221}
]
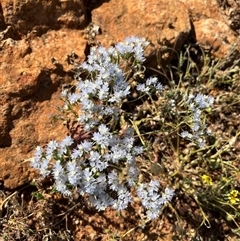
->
[
  {"left": 137, "top": 180, "right": 174, "bottom": 219},
  {"left": 136, "top": 76, "right": 164, "bottom": 94},
  {"left": 63, "top": 37, "right": 154, "bottom": 131},
  {"left": 31, "top": 36, "right": 174, "bottom": 220},
  {"left": 32, "top": 124, "right": 142, "bottom": 203},
  {"left": 181, "top": 93, "right": 214, "bottom": 148}
]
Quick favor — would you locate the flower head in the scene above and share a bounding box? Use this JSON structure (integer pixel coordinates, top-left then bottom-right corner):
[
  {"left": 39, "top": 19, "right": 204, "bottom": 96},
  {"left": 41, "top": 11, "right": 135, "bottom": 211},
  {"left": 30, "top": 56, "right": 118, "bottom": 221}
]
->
[
  {"left": 228, "top": 190, "right": 239, "bottom": 205},
  {"left": 202, "top": 174, "right": 213, "bottom": 186}
]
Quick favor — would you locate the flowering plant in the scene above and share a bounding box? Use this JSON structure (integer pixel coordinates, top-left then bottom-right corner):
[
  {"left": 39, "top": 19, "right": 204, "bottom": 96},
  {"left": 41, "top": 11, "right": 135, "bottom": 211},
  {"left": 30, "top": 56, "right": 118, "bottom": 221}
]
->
[{"left": 31, "top": 36, "right": 214, "bottom": 222}]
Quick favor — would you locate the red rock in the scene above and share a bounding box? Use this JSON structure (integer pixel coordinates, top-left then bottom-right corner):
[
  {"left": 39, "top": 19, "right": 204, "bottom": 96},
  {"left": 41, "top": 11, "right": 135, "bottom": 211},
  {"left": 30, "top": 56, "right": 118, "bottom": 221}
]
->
[
  {"left": 1, "top": 0, "right": 86, "bottom": 36},
  {"left": 194, "top": 18, "right": 239, "bottom": 57},
  {"left": 0, "top": 28, "right": 87, "bottom": 189},
  {"left": 92, "top": 0, "right": 191, "bottom": 65},
  {"left": 180, "top": 0, "right": 240, "bottom": 58}
]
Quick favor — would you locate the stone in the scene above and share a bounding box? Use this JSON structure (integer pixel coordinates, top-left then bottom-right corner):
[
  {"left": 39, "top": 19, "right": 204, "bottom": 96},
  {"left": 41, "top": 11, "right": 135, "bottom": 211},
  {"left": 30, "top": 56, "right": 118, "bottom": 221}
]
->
[
  {"left": 217, "top": 0, "right": 240, "bottom": 33},
  {"left": 194, "top": 18, "right": 239, "bottom": 58},
  {"left": 0, "top": 28, "right": 87, "bottom": 189},
  {"left": 0, "top": 0, "right": 86, "bottom": 36},
  {"left": 179, "top": 0, "right": 223, "bottom": 21},
  {"left": 179, "top": 0, "right": 240, "bottom": 58},
  {"left": 91, "top": 0, "right": 191, "bottom": 67}
]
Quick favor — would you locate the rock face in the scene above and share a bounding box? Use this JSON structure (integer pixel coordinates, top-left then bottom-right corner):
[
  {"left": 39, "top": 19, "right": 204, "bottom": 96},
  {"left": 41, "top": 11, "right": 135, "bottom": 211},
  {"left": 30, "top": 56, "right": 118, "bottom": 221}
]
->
[
  {"left": 0, "top": 0, "right": 86, "bottom": 35},
  {"left": 0, "top": 0, "right": 239, "bottom": 189},
  {"left": 0, "top": 0, "right": 88, "bottom": 189}
]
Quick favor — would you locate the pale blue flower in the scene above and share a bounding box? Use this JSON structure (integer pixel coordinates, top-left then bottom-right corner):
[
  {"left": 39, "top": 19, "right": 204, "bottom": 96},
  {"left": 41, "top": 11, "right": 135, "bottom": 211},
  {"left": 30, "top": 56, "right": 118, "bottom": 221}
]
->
[
  {"left": 71, "top": 148, "right": 83, "bottom": 160},
  {"left": 115, "top": 42, "right": 133, "bottom": 55},
  {"left": 83, "top": 168, "right": 94, "bottom": 182},
  {"left": 110, "top": 145, "right": 127, "bottom": 163},
  {"left": 195, "top": 94, "right": 214, "bottom": 109},
  {"left": 92, "top": 132, "right": 107, "bottom": 148},
  {"left": 81, "top": 140, "right": 92, "bottom": 152},
  {"left": 114, "top": 187, "right": 132, "bottom": 210},
  {"left": 46, "top": 140, "right": 58, "bottom": 157},
  {"left": 81, "top": 62, "right": 94, "bottom": 72},
  {"left": 31, "top": 36, "right": 178, "bottom": 217},
  {"left": 146, "top": 209, "right": 160, "bottom": 220},
  {"left": 132, "top": 146, "right": 144, "bottom": 155},
  {"left": 89, "top": 151, "right": 101, "bottom": 162},
  {"left": 192, "top": 122, "right": 200, "bottom": 132},
  {"left": 163, "top": 187, "right": 175, "bottom": 202},
  {"left": 55, "top": 180, "right": 71, "bottom": 196},
  {"left": 149, "top": 180, "right": 160, "bottom": 191},
  {"left": 32, "top": 146, "right": 44, "bottom": 168},
  {"left": 98, "top": 83, "right": 109, "bottom": 100},
  {"left": 39, "top": 158, "right": 50, "bottom": 177},
  {"left": 136, "top": 83, "right": 149, "bottom": 93},
  {"left": 155, "top": 82, "right": 164, "bottom": 91},
  {"left": 81, "top": 98, "right": 95, "bottom": 111},
  {"left": 66, "top": 162, "right": 81, "bottom": 186},
  {"left": 59, "top": 136, "right": 73, "bottom": 155},
  {"left": 108, "top": 171, "right": 120, "bottom": 191},
  {"left": 127, "top": 165, "right": 139, "bottom": 186},
  {"left": 108, "top": 83, "right": 131, "bottom": 103},
  {"left": 52, "top": 161, "right": 65, "bottom": 180},
  {"left": 181, "top": 131, "right": 193, "bottom": 139},
  {"left": 146, "top": 77, "right": 158, "bottom": 86},
  {"left": 68, "top": 93, "right": 80, "bottom": 104},
  {"left": 98, "top": 124, "right": 110, "bottom": 136},
  {"left": 61, "top": 136, "right": 73, "bottom": 147}
]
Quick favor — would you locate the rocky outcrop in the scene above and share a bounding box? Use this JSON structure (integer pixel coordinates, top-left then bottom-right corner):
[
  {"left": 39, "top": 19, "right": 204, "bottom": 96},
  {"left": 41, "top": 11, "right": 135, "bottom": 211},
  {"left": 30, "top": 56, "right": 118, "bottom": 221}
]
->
[{"left": 0, "top": 0, "right": 239, "bottom": 189}]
